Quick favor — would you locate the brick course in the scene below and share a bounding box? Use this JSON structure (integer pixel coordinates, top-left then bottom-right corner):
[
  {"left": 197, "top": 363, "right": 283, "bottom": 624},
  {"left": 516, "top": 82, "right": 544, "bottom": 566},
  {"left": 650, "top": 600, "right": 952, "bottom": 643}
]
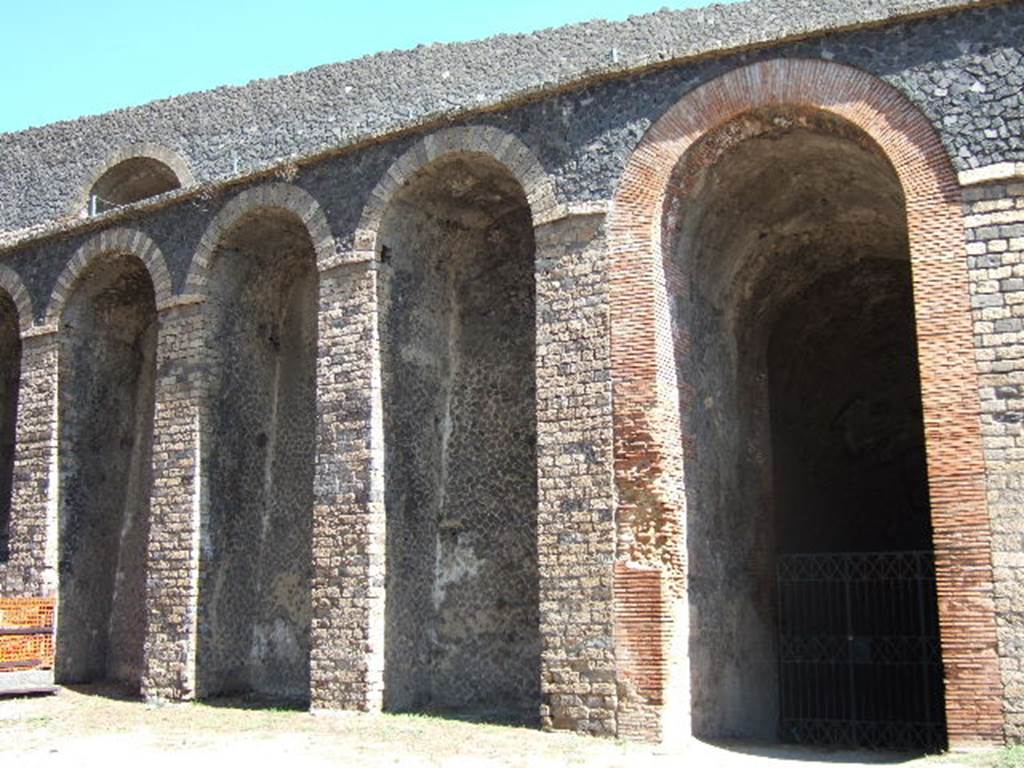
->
[
  {"left": 309, "top": 260, "right": 385, "bottom": 711},
  {"left": 0, "top": 331, "right": 58, "bottom": 599},
  {"left": 142, "top": 300, "right": 206, "bottom": 700}
]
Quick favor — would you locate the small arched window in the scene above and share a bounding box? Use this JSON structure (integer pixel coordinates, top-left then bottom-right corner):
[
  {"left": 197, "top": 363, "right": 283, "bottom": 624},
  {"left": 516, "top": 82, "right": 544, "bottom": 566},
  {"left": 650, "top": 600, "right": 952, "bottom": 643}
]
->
[{"left": 87, "top": 157, "right": 182, "bottom": 215}]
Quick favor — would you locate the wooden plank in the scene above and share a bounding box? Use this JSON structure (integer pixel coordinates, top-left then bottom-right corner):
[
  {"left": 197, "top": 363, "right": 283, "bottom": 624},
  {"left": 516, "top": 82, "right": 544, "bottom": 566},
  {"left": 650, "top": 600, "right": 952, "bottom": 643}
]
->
[
  {"left": 0, "top": 659, "right": 43, "bottom": 670},
  {"left": 0, "top": 686, "right": 59, "bottom": 697},
  {"left": 0, "top": 626, "right": 53, "bottom": 636}
]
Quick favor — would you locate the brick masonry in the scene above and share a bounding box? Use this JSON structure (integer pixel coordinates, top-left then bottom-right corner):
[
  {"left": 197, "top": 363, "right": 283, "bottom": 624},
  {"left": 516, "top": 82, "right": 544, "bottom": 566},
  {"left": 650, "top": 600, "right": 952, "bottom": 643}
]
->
[
  {"left": 0, "top": 0, "right": 1020, "bottom": 747},
  {"left": 0, "top": 330, "right": 58, "bottom": 599},
  {"left": 142, "top": 300, "right": 206, "bottom": 700},
  {"left": 2, "top": 1, "right": 1022, "bottom": 239},
  {"left": 965, "top": 176, "right": 1024, "bottom": 742}
]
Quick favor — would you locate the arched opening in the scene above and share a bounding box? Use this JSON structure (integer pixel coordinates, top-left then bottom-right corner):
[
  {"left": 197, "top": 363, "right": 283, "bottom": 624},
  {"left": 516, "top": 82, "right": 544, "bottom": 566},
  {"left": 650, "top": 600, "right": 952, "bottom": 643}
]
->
[
  {"left": 377, "top": 153, "right": 540, "bottom": 722},
  {"left": 667, "top": 108, "right": 944, "bottom": 750},
  {"left": 88, "top": 158, "right": 181, "bottom": 214},
  {"left": 56, "top": 253, "right": 157, "bottom": 691},
  {"left": 0, "top": 290, "right": 21, "bottom": 562},
  {"left": 196, "top": 208, "right": 318, "bottom": 705}
]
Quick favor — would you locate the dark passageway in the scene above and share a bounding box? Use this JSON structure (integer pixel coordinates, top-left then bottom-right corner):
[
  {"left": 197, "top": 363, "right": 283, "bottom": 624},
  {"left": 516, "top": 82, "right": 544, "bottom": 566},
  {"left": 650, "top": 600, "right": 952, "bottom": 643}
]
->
[{"left": 666, "top": 109, "right": 943, "bottom": 749}]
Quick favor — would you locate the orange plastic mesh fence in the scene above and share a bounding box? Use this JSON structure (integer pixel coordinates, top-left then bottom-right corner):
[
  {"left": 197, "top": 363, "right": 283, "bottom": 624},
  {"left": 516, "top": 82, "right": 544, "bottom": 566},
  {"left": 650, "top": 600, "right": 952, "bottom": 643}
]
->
[{"left": 0, "top": 597, "right": 55, "bottom": 671}]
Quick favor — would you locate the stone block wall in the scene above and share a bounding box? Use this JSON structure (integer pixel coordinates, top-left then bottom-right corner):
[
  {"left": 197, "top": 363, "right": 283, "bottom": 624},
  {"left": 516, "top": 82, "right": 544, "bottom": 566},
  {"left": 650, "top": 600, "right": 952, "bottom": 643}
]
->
[
  {"left": 534, "top": 211, "right": 617, "bottom": 736},
  {"left": 376, "top": 155, "right": 540, "bottom": 718},
  {"left": 0, "top": 332, "right": 58, "bottom": 599},
  {"left": 196, "top": 210, "right": 317, "bottom": 702},
  {"left": 965, "top": 177, "right": 1024, "bottom": 743},
  {"left": 143, "top": 300, "right": 207, "bottom": 701},
  {"left": 3, "top": 1, "right": 1023, "bottom": 237},
  {"left": 309, "top": 260, "right": 384, "bottom": 711},
  {"left": 54, "top": 252, "right": 157, "bottom": 689}
]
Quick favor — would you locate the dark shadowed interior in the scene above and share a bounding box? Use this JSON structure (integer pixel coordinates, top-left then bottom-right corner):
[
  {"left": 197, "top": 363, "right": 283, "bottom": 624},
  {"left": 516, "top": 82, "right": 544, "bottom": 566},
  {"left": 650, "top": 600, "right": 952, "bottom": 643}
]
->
[
  {"left": 0, "top": 292, "right": 21, "bottom": 562},
  {"left": 88, "top": 158, "right": 181, "bottom": 213},
  {"left": 665, "top": 109, "right": 942, "bottom": 745}
]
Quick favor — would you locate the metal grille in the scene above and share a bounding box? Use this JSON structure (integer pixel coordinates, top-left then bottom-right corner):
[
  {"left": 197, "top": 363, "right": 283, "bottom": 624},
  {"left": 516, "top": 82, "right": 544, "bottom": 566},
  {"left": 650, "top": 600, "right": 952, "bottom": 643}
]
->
[{"left": 777, "top": 551, "right": 945, "bottom": 751}]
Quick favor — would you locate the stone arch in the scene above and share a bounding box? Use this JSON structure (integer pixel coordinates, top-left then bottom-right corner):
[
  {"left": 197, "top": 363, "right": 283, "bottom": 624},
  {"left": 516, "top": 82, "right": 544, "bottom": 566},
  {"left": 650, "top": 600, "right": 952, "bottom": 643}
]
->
[
  {"left": 0, "top": 265, "right": 34, "bottom": 333},
  {"left": 44, "top": 228, "right": 173, "bottom": 329},
  {"left": 372, "top": 128, "right": 542, "bottom": 720},
  {"left": 607, "top": 58, "right": 1002, "bottom": 745},
  {"left": 54, "top": 236, "right": 158, "bottom": 690},
  {"left": 76, "top": 143, "right": 195, "bottom": 216},
  {"left": 185, "top": 182, "right": 335, "bottom": 295},
  {"left": 355, "top": 125, "right": 558, "bottom": 260},
  {"left": 193, "top": 183, "right": 320, "bottom": 704}
]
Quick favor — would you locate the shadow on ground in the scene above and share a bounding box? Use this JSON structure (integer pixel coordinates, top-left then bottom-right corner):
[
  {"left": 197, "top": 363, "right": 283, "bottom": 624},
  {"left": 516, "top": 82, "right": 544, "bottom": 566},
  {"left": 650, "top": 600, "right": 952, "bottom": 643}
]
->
[
  {"left": 376, "top": 704, "right": 541, "bottom": 730},
  {"left": 699, "top": 739, "right": 924, "bottom": 765},
  {"left": 62, "top": 682, "right": 141, "bottom": 703},
  {"left": 198, "top": 692, "right": 309, "bottom": 712}
]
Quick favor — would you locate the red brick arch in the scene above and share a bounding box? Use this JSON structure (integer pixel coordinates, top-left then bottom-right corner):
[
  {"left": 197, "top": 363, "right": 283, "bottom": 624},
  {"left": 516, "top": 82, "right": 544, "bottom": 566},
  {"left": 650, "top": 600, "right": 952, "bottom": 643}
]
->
[{"left": 607, "top": 58, "right": 1003, "bottom": 745}]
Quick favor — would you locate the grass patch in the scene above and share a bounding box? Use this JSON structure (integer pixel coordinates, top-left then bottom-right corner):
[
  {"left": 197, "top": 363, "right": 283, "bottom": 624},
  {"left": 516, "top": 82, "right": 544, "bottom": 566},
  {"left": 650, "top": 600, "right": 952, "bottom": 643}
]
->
[{"left": 992, "top": 747, "right": 1024, "bottom": 768}]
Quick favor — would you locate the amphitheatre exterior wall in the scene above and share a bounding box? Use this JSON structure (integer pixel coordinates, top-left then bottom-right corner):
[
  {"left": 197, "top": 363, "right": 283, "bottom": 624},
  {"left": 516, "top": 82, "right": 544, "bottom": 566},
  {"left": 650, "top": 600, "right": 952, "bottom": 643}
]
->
[{"left": 0, "top": 0, "right": 1021, "bottom": 746}]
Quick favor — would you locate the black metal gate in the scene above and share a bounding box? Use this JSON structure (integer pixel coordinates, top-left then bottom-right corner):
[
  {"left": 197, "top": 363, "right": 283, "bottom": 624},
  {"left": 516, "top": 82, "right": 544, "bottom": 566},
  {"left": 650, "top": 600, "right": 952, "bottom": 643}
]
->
[{"left": 777, "top": 551, "right": 945, "bottom": 751}]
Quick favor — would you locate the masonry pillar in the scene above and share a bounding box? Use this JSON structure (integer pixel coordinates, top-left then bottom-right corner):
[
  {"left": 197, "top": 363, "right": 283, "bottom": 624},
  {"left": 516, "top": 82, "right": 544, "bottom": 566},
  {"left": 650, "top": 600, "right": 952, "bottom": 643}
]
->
[
  {"left": 964, "top": 173, "right": 1024, "bottom": 744},
  {"left": 534, "top": 209, "right": 618, "bottom": 736},
  {"left": 142, "top": 299, "right": 206, "bottom": 700},
  {"left": 0, "top": 330, "right": 59, "bottom": 597},
  {"left": 607, "top": 207, "right": 691, "bottom": 744},
  {"left": 309, "top": 259, "right": 385, "bottom": 711}
]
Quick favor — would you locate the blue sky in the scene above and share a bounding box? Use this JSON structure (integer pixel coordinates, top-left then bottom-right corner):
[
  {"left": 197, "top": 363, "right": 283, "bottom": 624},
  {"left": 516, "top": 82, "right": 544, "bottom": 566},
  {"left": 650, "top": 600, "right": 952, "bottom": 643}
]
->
[{"left": 0, "top": 0, "right": 738, "bottom": 134}]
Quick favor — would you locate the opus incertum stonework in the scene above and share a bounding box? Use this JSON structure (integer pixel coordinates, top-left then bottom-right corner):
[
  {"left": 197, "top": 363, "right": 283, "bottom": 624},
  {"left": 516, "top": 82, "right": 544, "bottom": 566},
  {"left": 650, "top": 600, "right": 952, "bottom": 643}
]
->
[{"left": 0, "top": 0, "right": 1022, "bottom": 751}]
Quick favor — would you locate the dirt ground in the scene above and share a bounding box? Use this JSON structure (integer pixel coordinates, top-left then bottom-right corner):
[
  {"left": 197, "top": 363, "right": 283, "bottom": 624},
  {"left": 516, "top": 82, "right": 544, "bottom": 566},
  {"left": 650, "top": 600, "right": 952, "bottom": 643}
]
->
[{"left": 0, "top": 686, "right": 1020, "bottom": 768}]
